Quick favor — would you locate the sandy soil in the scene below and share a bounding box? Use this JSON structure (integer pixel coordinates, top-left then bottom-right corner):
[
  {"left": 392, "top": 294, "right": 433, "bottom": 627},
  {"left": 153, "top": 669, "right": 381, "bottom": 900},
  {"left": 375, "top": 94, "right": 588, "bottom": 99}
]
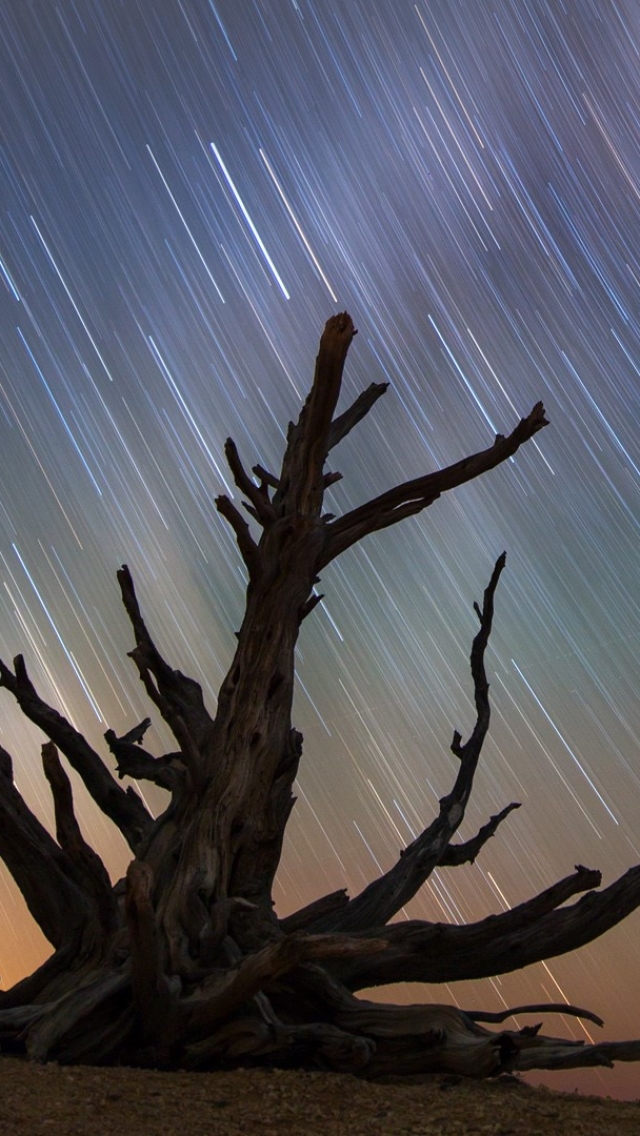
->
[{"left": 1, "top": 1058, "right": 640, "bottom": 1136}]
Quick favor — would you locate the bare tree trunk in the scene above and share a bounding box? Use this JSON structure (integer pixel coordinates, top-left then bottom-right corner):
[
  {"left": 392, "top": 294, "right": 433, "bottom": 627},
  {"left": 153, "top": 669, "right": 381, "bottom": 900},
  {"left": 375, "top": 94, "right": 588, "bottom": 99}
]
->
[{"left": 2, "top": 314, "right": 640, "bottom": 1080}]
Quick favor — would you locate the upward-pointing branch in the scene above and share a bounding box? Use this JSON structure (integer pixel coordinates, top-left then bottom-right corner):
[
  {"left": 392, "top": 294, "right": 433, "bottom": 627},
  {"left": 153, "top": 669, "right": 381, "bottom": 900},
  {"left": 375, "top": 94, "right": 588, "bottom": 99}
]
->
[
  {"left": 273, "top": 312, "right": 357, "bottom": 518},
  {"left": 327, "top": 381, "right": 389, "bottom": 452},
  {"left": 0, "top": 743, "right": 104, "bottom": 950},
  {"left": 314, "top": 554, "right": 507, "bottom": 933},
  {"left": 319, "top": 402, "right": 548, "bottom": 567},
  {"left": 117, "top": 565, "right": 214, "bottom": 769},
  {"left": 42, "top": 742, "right": 117, "bottom": 937},
  {"left": 0, "top": 654, "right": 151, "bottom": 853}
]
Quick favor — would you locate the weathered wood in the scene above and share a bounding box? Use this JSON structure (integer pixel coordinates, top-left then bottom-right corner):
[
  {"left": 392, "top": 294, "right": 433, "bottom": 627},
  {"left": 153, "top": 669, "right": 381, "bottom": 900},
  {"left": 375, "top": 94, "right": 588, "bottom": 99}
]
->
[
  {"left": 3, "top": 314, "right": 640, "bottom": 1083},
  {"left": 438, "top": 802, "right": 521, "bottom": 867},
  {"left": 183, "top": 933, "right": 387, "bottom": 1041},
  {"left": 117, "top": 565, "right": 213, "bottom": 764},
  {"left": 0, "top": 744, "right": 100, "bottom": 950},
  {"left": 280, "top": 889, "right": 349, "bottom": 933},
  {"left": 0, "top": 657, "right": 150, "bottom": 852},
  {"left": 41, "top": 742, "right": 117, "bottom": 939},
  {"left": 327, "top": 380, "right": 389, "bottom": 451},
  {"left": 224, "top": 437, "right": 276, "bottom": 525},
  {"left": 125, "top": 860, "right": 174, "bottom": 1044},
  {"left": 315, "top": 554, "right": 506, "bottom": 933},
  {"left": 464, "top": 1002, "right": 604, "bottom": 1028},
  {"left": 104, "top": 730, "right": 185, "bottom": 791},
  {"left": 335, "top": 865, "right": 635, "bottom": 990},
  {"left": 319, "top": 404, "right": 548, "bottom": 567},
  {"left": 273, "top": 311, "right": 357, "bottom": 518},
  {"left": 25, "top": 969, "right": 133, "bottom": 1064},
  {"left": 215, "top": 493, "right": 260, "bottom": 578}
]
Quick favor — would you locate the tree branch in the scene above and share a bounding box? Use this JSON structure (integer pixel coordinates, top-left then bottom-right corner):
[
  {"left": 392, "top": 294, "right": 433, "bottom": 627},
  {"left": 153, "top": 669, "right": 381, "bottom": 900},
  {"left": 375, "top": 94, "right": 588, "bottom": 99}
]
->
[
  {"left": 334, "top": 863, "right": 640, "bottom": 991},
  {"left": 0, "top": 744, "right": 99, "bottom": 949},
  {"left": 513, "top": 1037, "right": 640, "bottom": 1072},
  {"left": 104, "top": 730, "right": 186, "bottom": 792},
  {"left": 24, "top": 968, "right": 132, "bottom": 1064},
  {"left": 183, "top": 931, "right": 388, "bottom": 1039},
  {"left": 273, "top": 312, "right": 357, "bottom": 518},
  {"left": 464, "top": 1002, "right": 604, "bottom": 1028},
  {"left": 252, "top": 464, "right": 280, "bottom": 491},
  {"left": 319, "top": 403, "right": 548, "bottom": 567},
  {"left": 215, "top": 495, "right": 260, "bottom": 578},
  {"left": 279, "top": 889, "right": 349, "bottom": 933},
  {"left": 117, "top": 565, "right": 214, "bottom": 767},
  {"left": 314, "top": 555, "right": 506, "bottom": 933},
  {"left": 439, "top": 802, "right": 521, "bottom": 867},
  {"left": 42, "top": 742, "right": 117, "bottom": 937},
  {"left": 327, "top": 381, "right": 389, "bottom": 451},
  {"left": 224, "top": 438, "right": 276, "bottom": 525},
  {"left": 294, "top": 807, "right": 522, "bottom": 927},
  {"left": 0, "top": 655, "right": 150, "bottom": 853}
]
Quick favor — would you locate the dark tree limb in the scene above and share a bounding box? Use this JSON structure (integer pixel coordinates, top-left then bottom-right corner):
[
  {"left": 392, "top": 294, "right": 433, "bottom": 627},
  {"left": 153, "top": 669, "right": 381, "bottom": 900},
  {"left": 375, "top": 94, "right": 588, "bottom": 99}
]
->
[
  {"left": 0, "top": 937, "right": 84, "bottom": 1009},
  {"left": 514, "top": 1037, "right": 640, "bottom": 1071},
  {"left": 183, "top": 932, "right": 388, "bottom": 1040},
  {"left": 252, "top": 464, "right": 280, "bottom": 491},
  {"left": 42, "top": 742, "right": 117, "bottom": 937},
  {"left": 439, "top": 802, "right": 521, "bottom": 867},
  {"left": 315, "top": 555, "right": 506, "bottom": 933},
  {"left": 335, "top": 864, "right": 640, "bottom": 990},
  {"left": 0, "top": 655, "right": 150, "bottom": 853},
  {"left": 280, "top": 889, "right": 349, "bottom": 933},
  {"left": 117, "top": 565, "right": 214, "bottom": 765},
  {"left": 24, "top": 968, "right": 132, "bottom": 1064},
  {"left": 104, "top": 730, "right": 186, "bottom": 792},
  {"left": 319, "top": 403, "right": 548, "bottom": 567},
  {"left": 224, "top": 438, "right": 276, "bottom": 524},
  {"left": 215, "top": 494, "right": 261, "bottom": 579},
  {"left": 125, "top": 860, "right": 173, "bottom": 1042},
  {"left": 327, "top": 381, "right": 389, "bottom": 451},
  {"left": 464, "top": 1002, "right": 604, "bottom": 1028},
  {"left": 116, "top": 718, "right": 152, "bottom": 745},
  {"left": 273, "top": 312, "right": 357, "bottom": 518},
  {"left": 290, "top": 803, "right": 520, "bottom": 934},
  {"left": 0, "top": 744, "right": 96, "bottom": 949}
]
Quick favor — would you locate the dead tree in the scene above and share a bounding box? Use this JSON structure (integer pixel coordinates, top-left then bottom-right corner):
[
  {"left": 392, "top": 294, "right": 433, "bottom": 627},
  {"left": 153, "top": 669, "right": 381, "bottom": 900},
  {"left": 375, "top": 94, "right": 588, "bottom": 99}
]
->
[{"left": 1, "top": 312, "right": 640, "bottom": 1077}]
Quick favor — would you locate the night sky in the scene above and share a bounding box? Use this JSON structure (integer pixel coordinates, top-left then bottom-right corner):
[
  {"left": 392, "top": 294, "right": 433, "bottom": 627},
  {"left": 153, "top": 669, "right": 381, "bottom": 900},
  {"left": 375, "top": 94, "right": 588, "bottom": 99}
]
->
[{"left": 1, "top": 0, "right": 640, "bottom": 1098}]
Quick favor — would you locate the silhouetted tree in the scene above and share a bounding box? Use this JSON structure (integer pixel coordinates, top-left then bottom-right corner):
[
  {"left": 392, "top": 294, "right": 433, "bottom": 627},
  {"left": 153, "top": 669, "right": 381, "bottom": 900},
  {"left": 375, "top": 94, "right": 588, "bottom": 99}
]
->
[{"left": 2, "top": 313, "right": 640, "bottom": 1076}]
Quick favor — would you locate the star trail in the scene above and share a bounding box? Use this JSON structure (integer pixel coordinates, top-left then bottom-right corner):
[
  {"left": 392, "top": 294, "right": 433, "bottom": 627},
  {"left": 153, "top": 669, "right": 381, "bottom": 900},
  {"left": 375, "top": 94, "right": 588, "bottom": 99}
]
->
[{"left": 1, "top": 0, "right": 640, "bottom": 1097}]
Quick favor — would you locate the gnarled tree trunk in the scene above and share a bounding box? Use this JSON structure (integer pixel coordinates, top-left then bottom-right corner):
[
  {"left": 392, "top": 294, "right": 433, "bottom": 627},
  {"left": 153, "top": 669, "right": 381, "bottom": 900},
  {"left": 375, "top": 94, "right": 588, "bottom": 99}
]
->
[{"left": 2, "top": 313, "right": 640, "bottom": 1079}]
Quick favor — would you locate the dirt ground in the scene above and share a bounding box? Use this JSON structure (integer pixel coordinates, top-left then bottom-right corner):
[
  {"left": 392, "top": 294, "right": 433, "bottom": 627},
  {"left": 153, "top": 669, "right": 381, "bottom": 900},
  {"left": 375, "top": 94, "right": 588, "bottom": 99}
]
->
[{"left": 1, "top": 1057, "right": 640, "bottom": 1136}]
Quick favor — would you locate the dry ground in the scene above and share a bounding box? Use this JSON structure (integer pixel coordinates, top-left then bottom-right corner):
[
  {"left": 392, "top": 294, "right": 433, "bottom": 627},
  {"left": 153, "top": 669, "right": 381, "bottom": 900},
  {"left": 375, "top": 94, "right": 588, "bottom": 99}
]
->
[{"left": 1, "top": 1058, "right": 640, "bottom": 1136}]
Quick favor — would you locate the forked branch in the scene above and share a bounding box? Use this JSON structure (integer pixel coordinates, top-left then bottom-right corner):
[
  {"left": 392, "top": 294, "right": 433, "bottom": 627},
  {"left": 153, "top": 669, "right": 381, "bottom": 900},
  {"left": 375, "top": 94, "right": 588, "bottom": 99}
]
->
[
  {"left": 224, "top": 438, "right": 276, "bottom": 525},
  {"left": 42, "top": 742, "right": 117, "bottom": 936},
  {"left": 319, "top": 403, "right": 548, "bottom": 567},
  {"left": 0, "top": 744, "right": 103, "bottom": 949},
  {"left": 327, "top": 381, "right": 389, "bottom": 451},
  {"left": 336, "top": 864, "right": 640, "bottom": 991},
  {"left": 439, "top": 801, "right": 521, "bottom": 866},
  {"left": 117, "top": 565, "right": 214, "bottom": 765},
  {"left": 0, "top": 655, "right": 150, "bottom": 852},
  {"left": 315, "top": 555, "right": 507, "bottom": 933},
  {"left": 104, "top": 730, "right": 186, "bottom": 792}
]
